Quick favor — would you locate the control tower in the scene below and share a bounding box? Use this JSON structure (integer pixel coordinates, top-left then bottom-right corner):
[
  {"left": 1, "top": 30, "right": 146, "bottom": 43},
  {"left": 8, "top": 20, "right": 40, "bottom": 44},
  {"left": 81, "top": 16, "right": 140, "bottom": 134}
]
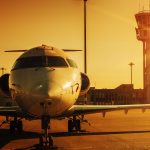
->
[{"left": 135, "top": 11, "right": 150, "bottom": 103}]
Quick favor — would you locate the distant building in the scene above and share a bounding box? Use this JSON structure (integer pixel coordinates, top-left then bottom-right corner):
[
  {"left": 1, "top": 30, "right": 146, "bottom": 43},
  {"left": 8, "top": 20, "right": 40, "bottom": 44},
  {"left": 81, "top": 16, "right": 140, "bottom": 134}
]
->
[
  {"left": 0, "top": 89, "right": 17, "bottom": 106},
  {"left": 90, "top": 84, "right": 144, "bottom": 105},
  {"left": 77, "top": 84, "right": 144, "bottom": 105}
]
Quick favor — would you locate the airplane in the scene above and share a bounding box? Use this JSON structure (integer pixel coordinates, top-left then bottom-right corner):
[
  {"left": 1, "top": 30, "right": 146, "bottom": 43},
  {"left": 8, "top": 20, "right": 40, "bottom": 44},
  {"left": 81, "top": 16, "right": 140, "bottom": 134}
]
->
[{"left": 0, "top": 44, "right": 150, "bottom": 148}]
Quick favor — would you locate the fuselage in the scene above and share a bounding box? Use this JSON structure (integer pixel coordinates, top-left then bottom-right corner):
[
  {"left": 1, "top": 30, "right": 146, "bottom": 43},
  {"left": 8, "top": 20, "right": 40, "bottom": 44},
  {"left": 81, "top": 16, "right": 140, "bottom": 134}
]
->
[{"left": 9, "top": 45, "right": 81, "bottom": 118}]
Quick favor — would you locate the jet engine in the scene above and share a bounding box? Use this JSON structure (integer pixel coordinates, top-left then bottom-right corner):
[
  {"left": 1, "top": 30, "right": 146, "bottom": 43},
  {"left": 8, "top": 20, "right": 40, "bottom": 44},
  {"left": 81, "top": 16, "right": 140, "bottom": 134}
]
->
[
  {"left": 0, "top": 73, "right": 10, "bottom": 96},
  {"left": 80, "top": 72, "right": 90, "bottom": 96}
]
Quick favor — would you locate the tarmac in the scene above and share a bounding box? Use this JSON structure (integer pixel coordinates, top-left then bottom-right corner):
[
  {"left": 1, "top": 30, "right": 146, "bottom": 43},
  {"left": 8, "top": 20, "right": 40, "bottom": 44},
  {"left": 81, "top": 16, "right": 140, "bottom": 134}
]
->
[{"left": 1, "top": 109, "right": 150, "bottom": 150}]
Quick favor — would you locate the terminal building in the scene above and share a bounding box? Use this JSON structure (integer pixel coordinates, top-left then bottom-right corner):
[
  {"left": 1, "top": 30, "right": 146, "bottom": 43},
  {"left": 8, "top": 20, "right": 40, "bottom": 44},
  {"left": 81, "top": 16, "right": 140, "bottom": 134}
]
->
[
  {"left": 77, "top": 84, "right": 144, "bottom": 105},
  {"left": 0, "top": 89, "right": 17, "bottom": 106},
  {"left": 90, "top": 84, "right": 144, "bottom": 105}
]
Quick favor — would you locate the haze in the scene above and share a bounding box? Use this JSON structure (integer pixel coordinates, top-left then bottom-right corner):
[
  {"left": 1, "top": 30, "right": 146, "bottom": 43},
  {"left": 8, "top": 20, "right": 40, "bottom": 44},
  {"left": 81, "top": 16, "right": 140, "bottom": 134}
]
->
[{"left": 0, "top": 0, "right": 148, "bottom": 89}]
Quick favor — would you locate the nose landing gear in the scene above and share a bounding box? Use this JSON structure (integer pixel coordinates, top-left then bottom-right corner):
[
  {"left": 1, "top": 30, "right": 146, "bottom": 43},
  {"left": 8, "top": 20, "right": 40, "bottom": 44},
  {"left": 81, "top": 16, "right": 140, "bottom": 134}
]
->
[
  {"left": 9, "top": 116, "right": 23, "bottom": 133},
  {"left": 39, "top": 115, "right": 54, "bottom": 148}
]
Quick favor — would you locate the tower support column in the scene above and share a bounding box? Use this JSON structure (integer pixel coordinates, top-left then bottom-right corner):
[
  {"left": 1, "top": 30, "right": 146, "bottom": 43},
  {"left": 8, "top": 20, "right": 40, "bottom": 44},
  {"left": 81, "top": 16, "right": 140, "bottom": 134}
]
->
[
  {"left": 135, "top": 11, "right": 150, "bottom": 103},
  {"left": 144, "top": 40, "right": 150, "bottom": 102}
]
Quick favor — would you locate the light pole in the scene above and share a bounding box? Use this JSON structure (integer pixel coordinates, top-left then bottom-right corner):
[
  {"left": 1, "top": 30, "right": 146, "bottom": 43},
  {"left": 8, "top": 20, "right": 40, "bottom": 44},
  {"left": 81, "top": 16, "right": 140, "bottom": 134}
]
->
[
  {"left": 128, "top": 62, "right": 134, "bottom": 85},
  {"left": 83, "top": 0, "right": 88, "bottom": 104},
  {"left": 0, "top": 67, "right": 6, "bottom": 76},
  {"left": 83, "top": 0, "right": 87, "bottom": 74}
]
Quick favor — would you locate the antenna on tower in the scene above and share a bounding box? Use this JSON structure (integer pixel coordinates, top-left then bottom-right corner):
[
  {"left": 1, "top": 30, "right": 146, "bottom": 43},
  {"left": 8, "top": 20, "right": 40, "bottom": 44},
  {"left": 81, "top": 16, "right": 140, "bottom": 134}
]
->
[
  {"left": 139, "top": 0, "right": 141, "bottom": 11},
  {"left": 143, "top": 5, "right": 145, "bottom": 11}
]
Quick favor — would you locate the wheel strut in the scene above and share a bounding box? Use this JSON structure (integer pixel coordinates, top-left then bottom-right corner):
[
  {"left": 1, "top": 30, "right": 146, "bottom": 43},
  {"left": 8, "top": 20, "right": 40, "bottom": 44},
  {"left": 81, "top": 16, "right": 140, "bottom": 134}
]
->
[
  {"left": 9, "top": 117, "right": 23, "bottom": 133},
  {"left": 68, "top": 116, "right": 81, "bottom": 132},
  {"left": 39, "top": 115, "right": 53, "bottom": 148}
]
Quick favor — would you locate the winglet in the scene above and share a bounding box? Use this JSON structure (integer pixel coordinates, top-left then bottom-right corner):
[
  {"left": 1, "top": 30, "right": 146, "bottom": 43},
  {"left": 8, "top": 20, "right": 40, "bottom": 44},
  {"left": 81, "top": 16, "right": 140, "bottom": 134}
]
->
[
  {"left": 124, "top": 109, "right": 128, "bottom": 115},
  {"left": 142, "top": 108, "right": 146, "bottom": 113},
  {"left": 102, "top": 112, "right": 106, "bottom": 118}
]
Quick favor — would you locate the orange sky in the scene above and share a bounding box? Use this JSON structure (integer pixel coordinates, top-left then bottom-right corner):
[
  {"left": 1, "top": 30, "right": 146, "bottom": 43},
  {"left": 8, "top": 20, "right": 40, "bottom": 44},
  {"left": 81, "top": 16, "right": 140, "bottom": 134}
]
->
[{"left": 0, "top": 0, "right": 149, "bottom": 89}]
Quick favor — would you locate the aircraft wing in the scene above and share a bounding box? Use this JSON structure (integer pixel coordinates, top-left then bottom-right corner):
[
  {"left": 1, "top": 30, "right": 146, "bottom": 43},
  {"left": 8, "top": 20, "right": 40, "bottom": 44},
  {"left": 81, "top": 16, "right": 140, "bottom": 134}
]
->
[
  {"left": 65, "top": 104, "right": 150, "bottom": 117},
  {"left": 0, "top": 106, "right": 23, "bottom": 117},
  {"left": 1, "top": 104, "right": 150, "bottom": 119}
]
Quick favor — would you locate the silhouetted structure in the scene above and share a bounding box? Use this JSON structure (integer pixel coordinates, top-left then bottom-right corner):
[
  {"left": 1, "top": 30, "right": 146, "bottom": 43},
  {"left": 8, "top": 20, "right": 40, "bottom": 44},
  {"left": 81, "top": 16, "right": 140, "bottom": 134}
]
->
[
  {"left": 77, "top": 84, "right": 144, "bottom": 105},
  {"left": 135, "top": 11, "right": 150, "bottom": 103}
]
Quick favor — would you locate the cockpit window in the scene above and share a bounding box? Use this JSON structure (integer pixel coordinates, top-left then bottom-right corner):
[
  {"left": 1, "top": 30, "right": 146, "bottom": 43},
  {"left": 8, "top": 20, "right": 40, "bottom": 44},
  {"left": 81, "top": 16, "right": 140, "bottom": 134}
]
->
[
  {"left": 47, "top": 56, "right": 68, "bottom": 67},
  {"left": 66, "top": 58, "right": 78, "bottom": 68},
  {"left": 12, "top": 56, "right": 45, "bottom": 70},
  {"left": 12, "top": 56, "right": 68, "bottom": 70}
]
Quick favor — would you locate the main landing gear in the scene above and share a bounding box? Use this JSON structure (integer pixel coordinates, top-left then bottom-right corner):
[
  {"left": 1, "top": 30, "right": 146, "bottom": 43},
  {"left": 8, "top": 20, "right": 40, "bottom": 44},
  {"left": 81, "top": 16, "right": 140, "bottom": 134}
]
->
[
  {"left": 9, "top": 117, "right": 23, "bottom": 133},
  {"left": 68, "top": 116, "right": 81, "bottom": 132},
  {"left": 0, "top": 116, "right": 23, "bottom": 133},
  {"left": 39, "top": 115, "right": 53, "bottom": 148},
  {"left": 0, "top": 116, "right": 9, "bottom": 128}
]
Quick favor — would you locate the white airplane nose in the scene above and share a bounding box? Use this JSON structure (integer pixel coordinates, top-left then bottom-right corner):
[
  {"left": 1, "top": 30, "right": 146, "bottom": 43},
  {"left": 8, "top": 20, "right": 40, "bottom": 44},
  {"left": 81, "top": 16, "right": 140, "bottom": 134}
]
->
[
  {"left": 26, "top": 80, "right": 63, "bottom": 117},
  {"left": 31, "top": 80, "right": 62, "bottom": 100}
]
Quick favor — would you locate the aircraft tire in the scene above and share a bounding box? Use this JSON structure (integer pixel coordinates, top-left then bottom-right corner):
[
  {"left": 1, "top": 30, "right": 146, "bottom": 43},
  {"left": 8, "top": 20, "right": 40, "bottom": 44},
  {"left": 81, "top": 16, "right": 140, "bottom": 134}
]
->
[
  {"left": 17, "top": 120, "right": 23, "bottom": 132},
  {"left": 48, "top": 136, "right": 53, "bottom": 147},
  {"left": 68, "top": 119, "right": 73, "bottom": 132},
  {"left": 39, "top": 136, "right": 43, "bottom": 146},
  {"left": 10, "top": 121, "right": 15, "bottom": 133},
  {"left": 76, "top": 119, "right": 81, "bottom": 131}
]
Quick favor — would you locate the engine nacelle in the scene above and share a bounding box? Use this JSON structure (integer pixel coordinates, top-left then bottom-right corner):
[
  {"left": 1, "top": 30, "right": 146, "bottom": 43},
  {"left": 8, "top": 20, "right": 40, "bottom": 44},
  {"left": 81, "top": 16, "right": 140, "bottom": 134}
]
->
[
  {"left": 0, "top": 74, "right": 10, "bottom": 96},
  {"left": 80, "top": 72, "right": 90, "bottom": 96}
]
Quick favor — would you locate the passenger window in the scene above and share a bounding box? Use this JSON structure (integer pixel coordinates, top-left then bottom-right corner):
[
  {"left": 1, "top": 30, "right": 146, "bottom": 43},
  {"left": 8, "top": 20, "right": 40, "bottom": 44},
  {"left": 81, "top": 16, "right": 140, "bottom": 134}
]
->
[{"left": 67, "top": 58, "right": 78, "bottom": 68}]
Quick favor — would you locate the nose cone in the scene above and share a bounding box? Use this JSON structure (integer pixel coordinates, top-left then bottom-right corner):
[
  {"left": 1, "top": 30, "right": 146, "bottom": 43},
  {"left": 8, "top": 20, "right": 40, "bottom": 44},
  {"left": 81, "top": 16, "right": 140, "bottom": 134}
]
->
[
  {"left": 31, "top": 80, "right": 62, "bottom": 100},
  {"left": 27, "top": 80, "right": 63, "bottom": 117}
]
